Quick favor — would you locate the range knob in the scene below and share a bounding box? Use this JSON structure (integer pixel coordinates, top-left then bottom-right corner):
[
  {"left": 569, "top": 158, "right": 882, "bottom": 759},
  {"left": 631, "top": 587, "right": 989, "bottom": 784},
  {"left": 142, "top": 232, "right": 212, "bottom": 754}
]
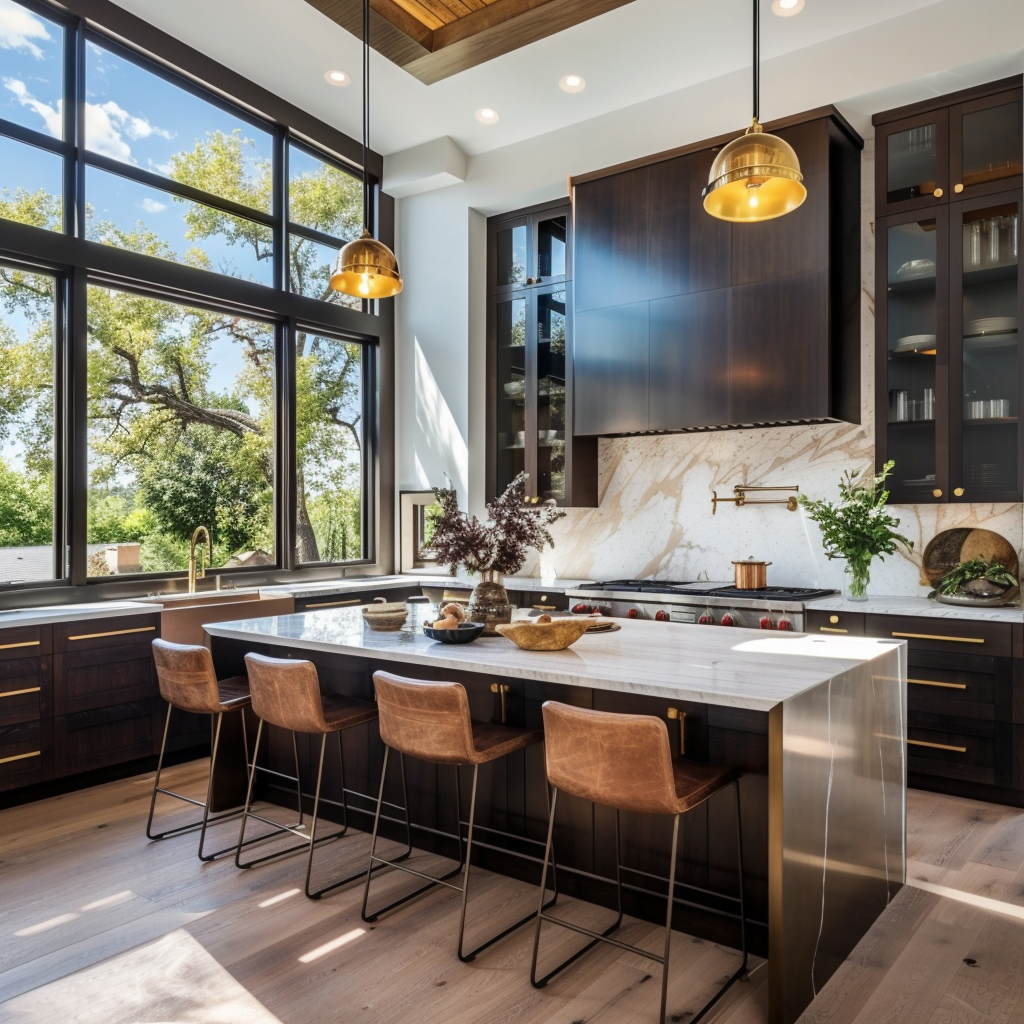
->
[
  {"left": 572, "top": 603, "right": 589, "bottom": 614},
  {"left": 720, "top": 612, "right": 736, "bottom": 627},
  {"left": 627, "top": 608, "right": 639, "bottom": 619},
  {"left": 697, "top": 611, "right": 715, "bottom": 625},
  {"left": 655, "top": 610, "right": 670, "bottom": 622},
  {"left": 777, "top": 617, "right": 793, "bottom": 631},
  {"left": 759, "top": 615, "right": 775, "bottom": 630}
]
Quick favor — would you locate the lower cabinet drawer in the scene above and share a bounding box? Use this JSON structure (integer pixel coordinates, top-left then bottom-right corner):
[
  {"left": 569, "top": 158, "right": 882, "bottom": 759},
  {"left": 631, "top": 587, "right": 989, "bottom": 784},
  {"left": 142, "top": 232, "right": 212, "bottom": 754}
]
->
[
  {"left": 907, "top": 715, "right": 1004, "bottom": 786},
  {"left": 0, "top": 718, "right": 53, "bottom": 791},
  {"left": 0, "top": 654, "right": 52, "bottom": 726},
  {"left": 866, "top": 615, "right": 1012, "bottom": 658},
  {"left": 55, "top": 642, "right": 157, "bottom": 716},
  {"left": 805, "top": 610, "right": 865, "bottom": 636},
  {"left": 53, "top": 699, "right": 160, "bottom": 777}
]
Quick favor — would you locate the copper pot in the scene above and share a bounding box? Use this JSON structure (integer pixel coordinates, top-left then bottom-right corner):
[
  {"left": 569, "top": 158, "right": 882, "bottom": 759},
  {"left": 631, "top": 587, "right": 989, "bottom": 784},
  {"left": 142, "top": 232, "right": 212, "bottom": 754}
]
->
[{"left": 732, "top": 558, "right": 771, "bottom": 589}]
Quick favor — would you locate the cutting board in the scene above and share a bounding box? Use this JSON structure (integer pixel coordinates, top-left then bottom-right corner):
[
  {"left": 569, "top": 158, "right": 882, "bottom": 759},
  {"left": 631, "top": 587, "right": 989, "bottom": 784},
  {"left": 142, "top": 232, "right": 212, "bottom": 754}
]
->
[{"left": 921, "top": 528, "right": 1019, "bottom": 585}]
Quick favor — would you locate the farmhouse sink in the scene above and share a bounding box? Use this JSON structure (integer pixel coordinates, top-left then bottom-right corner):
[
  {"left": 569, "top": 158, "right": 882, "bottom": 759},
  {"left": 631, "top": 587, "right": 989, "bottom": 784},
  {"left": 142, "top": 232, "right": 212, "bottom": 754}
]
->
[
  {"left": 141, "top": 588, "right": 261, "bottom": 609},
  {"left": 139, "top": 591, "right": 295, "bottom": 645}
]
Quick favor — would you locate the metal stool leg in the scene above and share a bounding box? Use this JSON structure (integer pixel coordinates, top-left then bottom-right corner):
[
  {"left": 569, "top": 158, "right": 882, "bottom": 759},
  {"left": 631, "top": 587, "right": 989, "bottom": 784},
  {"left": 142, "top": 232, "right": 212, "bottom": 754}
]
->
[
  {"left": 659, "top": 814, "right": 682, "bottom": 1024},
  {"left": 146, "top": 704, "right": 174, "bottom": 840},
  {"left": 292, "top": 731, "right": 304, "bottom": 826},
  {"left": 235, "top": 718, "right": 263, "bottom": 868}
]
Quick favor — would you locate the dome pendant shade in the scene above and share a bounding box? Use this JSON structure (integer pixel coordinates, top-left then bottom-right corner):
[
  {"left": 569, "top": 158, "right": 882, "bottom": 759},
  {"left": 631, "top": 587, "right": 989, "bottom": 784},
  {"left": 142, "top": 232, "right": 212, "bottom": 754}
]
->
[
  {"left": 330, "top": 229, "right": 403, "bottom": 299},
  {"left": 703, "top": 119, "right": 806, "bottom": 223}
]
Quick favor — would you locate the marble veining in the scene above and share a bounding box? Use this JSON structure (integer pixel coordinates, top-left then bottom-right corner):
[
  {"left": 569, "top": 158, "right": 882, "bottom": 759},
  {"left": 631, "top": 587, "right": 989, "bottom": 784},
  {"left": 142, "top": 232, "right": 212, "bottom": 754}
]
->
[
  {"left": 0, "top": 601, "right": 158, "bottom": 629},
  {"left": 811, "top": 595, "right": 1022, "bottom": 623},
  {"left": 204, "top": 608, "right": 904, "bottom": 712}
]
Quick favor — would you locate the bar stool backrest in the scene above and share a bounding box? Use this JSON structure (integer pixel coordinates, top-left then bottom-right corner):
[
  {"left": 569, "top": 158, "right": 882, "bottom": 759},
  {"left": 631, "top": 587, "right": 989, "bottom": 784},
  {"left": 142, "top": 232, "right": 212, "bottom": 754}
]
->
[
  {"left": 373, "top": 670, "right": 476, "bottom": 764},
  {"left": 542, "top": 701, "right": 680, "bottom": 816},
  {"left": 244, "top": 652, "right": 328, "bottom": 733},
  {"left": 152, "top": 638, "right": 224, "bottom": 715}
]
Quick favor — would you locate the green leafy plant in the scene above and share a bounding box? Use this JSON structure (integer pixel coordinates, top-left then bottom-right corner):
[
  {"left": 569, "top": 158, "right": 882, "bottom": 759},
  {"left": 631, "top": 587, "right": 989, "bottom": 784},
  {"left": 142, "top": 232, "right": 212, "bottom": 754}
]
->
[
  {"left": 799, "top": 461, "right": 913, "bottom": 600},
  {"left": 930, "top": 558, "right": 1018, "bottom": 598}
]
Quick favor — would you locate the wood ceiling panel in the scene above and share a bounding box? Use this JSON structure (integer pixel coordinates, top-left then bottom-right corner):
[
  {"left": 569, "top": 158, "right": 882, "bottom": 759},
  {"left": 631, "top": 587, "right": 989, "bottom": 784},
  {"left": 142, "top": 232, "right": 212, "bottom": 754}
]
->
[{"left": 305, "top": 0, "right": 638, "bottom": 84}]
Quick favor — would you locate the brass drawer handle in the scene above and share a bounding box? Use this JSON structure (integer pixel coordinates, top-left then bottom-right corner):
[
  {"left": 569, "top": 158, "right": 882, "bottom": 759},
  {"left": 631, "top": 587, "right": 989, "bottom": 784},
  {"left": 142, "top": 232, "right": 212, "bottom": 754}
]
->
[
  {"left": 0, "top": 640, "right": 41, "bottom": 651},
  {"left": 68, "top": 626, "right": 156, "bottom": 641},
  {"left": 892, "top": 631, "right": 984, "bottom": 645},
  {"left": 0, "top": 686, "right": 42, "bottom": 699},
  {"left": 819, "top": 626, "right": 848, "bottom": 634},
  {"left": 304, "top": 599, "right": 360, "bottom": 609},
  {"left": 909, "top": 678, "right": 967, "bottom": 690},
  {"left": 908, "top": 739, "right": 967, "bottom": 753},
  {"left": 667, "top": 707, "right": 687, "bottom": 755},
  {"left": 0, "top": 750, "right": 41, "bottom": 765},
  {"left": 490, "top": 682, "right": 510, "bottom": 723}
]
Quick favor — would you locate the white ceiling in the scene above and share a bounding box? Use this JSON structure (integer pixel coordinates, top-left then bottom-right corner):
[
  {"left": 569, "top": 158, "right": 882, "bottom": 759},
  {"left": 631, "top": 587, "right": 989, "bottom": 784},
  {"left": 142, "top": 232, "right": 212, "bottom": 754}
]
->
[{"left": 103, "top": 0, "right": 1024, "bottom": 161}]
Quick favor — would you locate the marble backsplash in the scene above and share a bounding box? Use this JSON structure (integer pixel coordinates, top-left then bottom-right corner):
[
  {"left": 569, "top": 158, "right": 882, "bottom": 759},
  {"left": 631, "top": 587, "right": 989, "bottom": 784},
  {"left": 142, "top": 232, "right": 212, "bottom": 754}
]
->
[{"left": 528, "top": 138, "right": 1023, "bottom": 596}]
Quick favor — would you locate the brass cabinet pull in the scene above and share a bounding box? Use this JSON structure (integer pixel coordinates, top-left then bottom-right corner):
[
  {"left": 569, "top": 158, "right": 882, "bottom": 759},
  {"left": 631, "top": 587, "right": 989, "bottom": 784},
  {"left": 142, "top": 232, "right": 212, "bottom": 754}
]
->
[
  {"left": 933, "top": 187, "right": 944, "bottom": 198},
  {"left": 666, "top": 707, "right": 686, "bottom": 755},
  {"left": 829, "top": 615, "right": 840, "bottom": 624},
  {"left": 892, "top": 631, "right": 984, "bottom": 644},
  {"left": 304, "top": 599, "right": 360, "bottom": 609},
  {"left": 909, "top": 678, "right": 967, "bottom": 690},
  {"left": 490, "top": 683, "right": 510, "bottom": 723},
  {"left": 907, "top": 739, "right": 966, "bottom": 753},
  {"left": 68, "top": 625, "right": 156, "bottom": 641},
  {"left": 0, "top": 686, "right": 41, "bottom": 699},
  {"left": 0, "top": 640, "right": 41, "bottom": 651},
  {"left": 932, "top": 488, "right": 943, "bottom": 498},
  {"left": 954, "top": 487, "right": 964, "bottom": 497},
  {"left": 0, "top": 750, "right": 41, "bottom": 765},
  {"left": 954, "top": 183, "right": 964, "bottom": 193},
  {"left": 819, "top": 626, "right": 848, "bottom": 634}
]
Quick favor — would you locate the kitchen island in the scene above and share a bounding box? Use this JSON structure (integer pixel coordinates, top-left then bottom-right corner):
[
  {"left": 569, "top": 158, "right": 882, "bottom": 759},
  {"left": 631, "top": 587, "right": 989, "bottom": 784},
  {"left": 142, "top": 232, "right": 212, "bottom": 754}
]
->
[{"left": 205, "top": 610, "right": 907, "bottom": 1024}]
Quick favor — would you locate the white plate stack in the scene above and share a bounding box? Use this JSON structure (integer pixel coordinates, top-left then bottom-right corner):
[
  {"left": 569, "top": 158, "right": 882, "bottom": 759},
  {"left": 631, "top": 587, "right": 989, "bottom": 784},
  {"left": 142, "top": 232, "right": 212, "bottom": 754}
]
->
[{"left": 965, "top": 316, "right": 1017, "bottom": 336}]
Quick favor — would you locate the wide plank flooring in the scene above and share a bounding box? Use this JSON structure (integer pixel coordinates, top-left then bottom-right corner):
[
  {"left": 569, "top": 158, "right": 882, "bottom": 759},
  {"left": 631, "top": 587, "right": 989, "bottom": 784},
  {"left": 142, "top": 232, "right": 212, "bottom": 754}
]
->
[{"left": 1, "top": 769, "right": 1024, "bottom": 1023}]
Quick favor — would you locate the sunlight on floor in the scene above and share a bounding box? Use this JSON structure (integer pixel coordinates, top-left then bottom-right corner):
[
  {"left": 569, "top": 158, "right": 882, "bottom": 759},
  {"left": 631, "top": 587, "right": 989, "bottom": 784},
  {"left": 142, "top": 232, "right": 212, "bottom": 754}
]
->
[
  {"left": 256, "top": 888, "right": 300, "bottom": 909},
  {"left": 14, "top": 891, "right": 135, "bottom": 936},
  {"left": 298, "top": 927, "right": 366, "bottom": 963},
  {"left": 1, "top": 928, "right": 284, "bottom": 1024},
  {"left": 909, "top": 878, "right": 1024, "bottom": 921}
]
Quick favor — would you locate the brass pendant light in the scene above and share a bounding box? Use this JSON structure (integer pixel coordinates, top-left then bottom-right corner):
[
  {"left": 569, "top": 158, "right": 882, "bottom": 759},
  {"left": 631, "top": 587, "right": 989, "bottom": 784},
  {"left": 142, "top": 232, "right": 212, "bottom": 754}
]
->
[
  {"left": 702, "top": 0, "right": 806, "bottom": 223},
  {"left": 330, "top": 0, "right": 403, "bottom": 299}
]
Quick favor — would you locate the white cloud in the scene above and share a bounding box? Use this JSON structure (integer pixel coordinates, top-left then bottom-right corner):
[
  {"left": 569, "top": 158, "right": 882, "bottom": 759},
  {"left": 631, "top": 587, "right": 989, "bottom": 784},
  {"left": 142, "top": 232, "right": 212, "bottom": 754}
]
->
[
  {"left": 0, "top": 0, "right": 51, "bottom": 59},
  {"left": 84, "top": 100, "right": 173, "bottom": 163},
  {"left": 3, "top": 77, "right": 61, "bottom": 137},
  {"left": 138, "top": 198, "right": 166, "bottom": 213}
]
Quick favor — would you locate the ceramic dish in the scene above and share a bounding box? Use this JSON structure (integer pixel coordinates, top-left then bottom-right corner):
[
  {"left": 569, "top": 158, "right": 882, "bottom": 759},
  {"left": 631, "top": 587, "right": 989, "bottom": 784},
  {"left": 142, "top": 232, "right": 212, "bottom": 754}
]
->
[
  {"left": 422, "top": 622, "right": 486, "bottom": 644},
  {"left": 895, "top": 259, "right": 936, "bottom": 280},
  {"left": 893, "top": 334, "right": 937, "bottom": 354},
  {"left": 495, "top": 619, "right": 592, "bottom": 650},
  {"left": 362, "top": 601, "right": 409, "bottom": 632},
  {"left": 966, "top": 317, "right": 1017, "bottom": 336}
]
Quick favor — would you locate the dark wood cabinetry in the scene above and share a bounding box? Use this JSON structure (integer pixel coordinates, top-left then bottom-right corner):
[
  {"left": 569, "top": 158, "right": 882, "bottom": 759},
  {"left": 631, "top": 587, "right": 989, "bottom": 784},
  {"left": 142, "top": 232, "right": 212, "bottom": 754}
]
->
[
  {"left": 486, "top": 200, "right": 597, "bottom": 506},
  {"left": 292, "top": 584, "right": 423, "bottom": 613},
  {"left": 806, "top": 609, "right": 1022, "bottom": 803},
  {"left": 875, "top": 78, "right": 1023, "bottom": 504},
  {"left": 571, "top": 108, "right": 862, "bottom": 435}
]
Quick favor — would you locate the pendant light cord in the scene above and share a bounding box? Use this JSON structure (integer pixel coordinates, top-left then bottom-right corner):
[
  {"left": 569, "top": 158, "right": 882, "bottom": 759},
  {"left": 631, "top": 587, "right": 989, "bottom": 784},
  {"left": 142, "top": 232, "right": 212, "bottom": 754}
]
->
[
  {"left": 362, "top": 0, "right": 370, "bottom": 233},
  {"left": 752, "top": 0, "right": 759, "bottom": 122}
]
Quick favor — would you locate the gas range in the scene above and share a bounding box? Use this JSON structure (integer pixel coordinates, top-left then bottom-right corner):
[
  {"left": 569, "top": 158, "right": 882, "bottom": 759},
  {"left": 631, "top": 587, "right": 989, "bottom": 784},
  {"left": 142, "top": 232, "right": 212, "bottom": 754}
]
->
[{"left": 564, "top": 580, "right": 838, "bottom": 631}]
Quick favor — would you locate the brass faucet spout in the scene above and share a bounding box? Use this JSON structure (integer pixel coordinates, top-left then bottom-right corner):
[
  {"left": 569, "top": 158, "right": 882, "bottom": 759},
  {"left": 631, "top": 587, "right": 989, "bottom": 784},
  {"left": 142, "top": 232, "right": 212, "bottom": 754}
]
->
[{"left": 188, "top": 526, "right": 213, "bottom": 594}]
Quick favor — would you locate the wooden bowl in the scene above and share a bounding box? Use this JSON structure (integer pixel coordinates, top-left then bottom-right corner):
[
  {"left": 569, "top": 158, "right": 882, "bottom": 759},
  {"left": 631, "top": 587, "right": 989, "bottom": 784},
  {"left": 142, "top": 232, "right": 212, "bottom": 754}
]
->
[
  {"left": 921, "top": 528, "right": 1019, "bottom": 584},
  {"left": 495, "top": 618, "right": 592, "bottom": 651},
  {"left": 362, "top": 602, "right": 409, "bottom": 632}
]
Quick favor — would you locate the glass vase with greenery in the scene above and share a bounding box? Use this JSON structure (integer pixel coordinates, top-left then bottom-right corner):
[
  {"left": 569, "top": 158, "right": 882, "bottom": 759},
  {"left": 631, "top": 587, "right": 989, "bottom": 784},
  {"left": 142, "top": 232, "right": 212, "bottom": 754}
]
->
[{"left": 799, "top": 461, "right": 913, "bottom": 601}]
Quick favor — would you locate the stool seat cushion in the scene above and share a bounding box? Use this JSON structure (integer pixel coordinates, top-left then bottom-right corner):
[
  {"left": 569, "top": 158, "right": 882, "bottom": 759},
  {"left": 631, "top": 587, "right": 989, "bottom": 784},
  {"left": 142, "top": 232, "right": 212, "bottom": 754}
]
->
[
  {"left": 321, "top": 693, "right": 379, "bottom": 732},
  {"left": 216, "top": 676, "right": 252, "bottom": 710},
  {"left": 470, "top": 722, "right": 544, "bottom": 764},
  {"left": 672, "top": 759, "right": 742, "bottom": 814}
]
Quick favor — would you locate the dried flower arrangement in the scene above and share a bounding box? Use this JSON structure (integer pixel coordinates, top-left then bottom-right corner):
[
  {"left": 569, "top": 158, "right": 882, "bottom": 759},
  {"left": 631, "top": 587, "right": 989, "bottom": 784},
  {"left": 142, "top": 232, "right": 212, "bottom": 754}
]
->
[{"left": 431, "top": 473, "right": 566, "bottom": 576}]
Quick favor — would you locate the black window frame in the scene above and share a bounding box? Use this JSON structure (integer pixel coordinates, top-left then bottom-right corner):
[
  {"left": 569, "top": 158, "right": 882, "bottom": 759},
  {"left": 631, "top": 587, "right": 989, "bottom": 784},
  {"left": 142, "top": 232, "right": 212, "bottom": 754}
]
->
[{"left": 0, "top": 0, "right": 394, "bottom": 601}]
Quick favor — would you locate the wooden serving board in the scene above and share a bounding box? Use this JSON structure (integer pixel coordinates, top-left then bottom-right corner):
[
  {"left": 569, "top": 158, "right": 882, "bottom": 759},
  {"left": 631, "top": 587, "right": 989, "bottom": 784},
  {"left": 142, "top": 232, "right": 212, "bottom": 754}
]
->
[{"left": 921, "top": 528, "right": 1018, "bottom": 585}]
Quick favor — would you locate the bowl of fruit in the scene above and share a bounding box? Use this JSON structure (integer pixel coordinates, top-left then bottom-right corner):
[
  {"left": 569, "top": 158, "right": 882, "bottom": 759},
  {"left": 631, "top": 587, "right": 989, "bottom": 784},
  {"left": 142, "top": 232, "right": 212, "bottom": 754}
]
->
[{"left": 423, "top": 603, "right": 487, "bottom": 644}]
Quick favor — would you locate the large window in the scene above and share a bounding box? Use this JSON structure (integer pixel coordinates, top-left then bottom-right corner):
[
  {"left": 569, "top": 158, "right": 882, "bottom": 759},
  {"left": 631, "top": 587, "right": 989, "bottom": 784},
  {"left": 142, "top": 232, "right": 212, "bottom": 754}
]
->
[
  {"left": 0, "top": 0, "right": 386, "bottom": 588},
  {"left": 0, "top": 265, "right": 57, "bottom": 582}
]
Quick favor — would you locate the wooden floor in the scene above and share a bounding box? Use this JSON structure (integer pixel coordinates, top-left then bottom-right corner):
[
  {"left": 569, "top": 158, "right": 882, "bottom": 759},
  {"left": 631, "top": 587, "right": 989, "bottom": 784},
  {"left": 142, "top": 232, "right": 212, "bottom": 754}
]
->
[{"left": 1, "top": 770, "right": 1023, "bottom": 1024}]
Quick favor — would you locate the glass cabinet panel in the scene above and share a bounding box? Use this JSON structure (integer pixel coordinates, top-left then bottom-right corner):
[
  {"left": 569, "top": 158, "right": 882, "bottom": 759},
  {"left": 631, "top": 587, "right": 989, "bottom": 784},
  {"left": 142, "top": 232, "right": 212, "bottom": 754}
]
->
[
  {"left": 960, "top": 102, "right": 1023, "bottom": 193},
  {"left": 957, "top": 198, "right": 1019, "bottom": 498},
  {"left": 885, "top": 218, "right": 940, "bottom": 495},
  {"left": 887, "top": 123, "right": 940, "bottom": 205},
  {"left": 495, "top": 296, "right": 527, "bottom": 494},
  {"left": 495, "top": 224, "right": 527, "bottom": 288},
  {"left": 536, "top": 214, "right": 567, "bottom": 282},
  {"left": 536, "top": 289, "right": 567, "bottom": 501}
]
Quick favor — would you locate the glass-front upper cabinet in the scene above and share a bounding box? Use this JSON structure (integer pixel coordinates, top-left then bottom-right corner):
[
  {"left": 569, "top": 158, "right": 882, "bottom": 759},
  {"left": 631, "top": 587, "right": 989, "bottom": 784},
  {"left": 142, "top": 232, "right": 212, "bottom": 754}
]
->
[
  {"left": 876, "top": 81, "right": 1022, "bottom": 216},
  {"left": 951, "top": 193, "right": 1022, "bottom": 502},
  {"left": 488, "top": 210, "right": 571, "bottom": 292},
  {"left": 879, "top": 210, "right": 948, "bottom": 503},
  {"left": 535, "top": 288, "right": 568, "bottom": 502},
  {"left": 494, "top": 295, "right": 528, "bottom": 492}
]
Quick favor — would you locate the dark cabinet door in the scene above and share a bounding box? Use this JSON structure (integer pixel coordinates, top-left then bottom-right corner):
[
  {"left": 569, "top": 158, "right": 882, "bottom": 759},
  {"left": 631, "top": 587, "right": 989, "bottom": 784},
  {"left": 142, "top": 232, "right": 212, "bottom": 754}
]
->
[
  {"left": 729, "top": 272, "right": 829, "bottom": 424},
  {"left": 876, "top": 108, "right": 950, "bottom": 216},
  {"left": 573, "top": 166, "right": 650, "bottom": 313},
  {"left": 950, "top": 88, "right": 1023, "bottom": 203},
  {"left": 648, "top": 151, "right": 730, "bottom": 300},
  {"left": 574, "top": 302, "right": 649, "bottom": 435},
  {"left": 649, "top": 290, "right": 729, "bottom": 430}
]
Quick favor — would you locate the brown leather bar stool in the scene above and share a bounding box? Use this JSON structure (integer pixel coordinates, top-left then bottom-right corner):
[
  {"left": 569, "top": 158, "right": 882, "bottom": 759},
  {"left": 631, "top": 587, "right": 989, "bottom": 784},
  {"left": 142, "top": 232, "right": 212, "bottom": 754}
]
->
[
  {"left": 361, "top": 669, "right": 556, "bottom": 962},
  {"left": 531, "top": 701, "right": 748, "bottom": 1024},
  {"left": 148, "top": 638, "right": 252, "bottom": 861},
  {"left": 235, "top": 652, "right": 379, "bottom": 899}
]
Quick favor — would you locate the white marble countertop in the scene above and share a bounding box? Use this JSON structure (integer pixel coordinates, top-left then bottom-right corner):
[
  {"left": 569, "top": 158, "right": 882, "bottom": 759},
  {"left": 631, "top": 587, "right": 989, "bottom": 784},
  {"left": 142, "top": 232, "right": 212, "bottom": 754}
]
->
[
  {"left": 0, "top": 600, "right": 159, "bottom": 629},
  {"left": 259, "top": 574, "right": 593, "bottom": 600},
  {"left": 812, "top": 595, "right": 1022, "bottom": 624},
  {"left": 204, "top": 608, "right": 903, "bottom": 712}
]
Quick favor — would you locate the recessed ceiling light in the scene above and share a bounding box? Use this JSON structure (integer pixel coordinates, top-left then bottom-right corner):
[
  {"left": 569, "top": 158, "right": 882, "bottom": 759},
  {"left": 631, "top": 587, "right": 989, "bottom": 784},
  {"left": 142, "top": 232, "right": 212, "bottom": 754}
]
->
[
  {"left": 324, "top": 70, "right": 351, "bottom": 86},
  {"left": 475, "top": 107, "right": 500, "bottom": 124},
  {"left": 771, "top": 0, "right": 804, "bottom": 15},
  {"left": 559, "top": 74, "right": 586, "bottom": 93}
]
